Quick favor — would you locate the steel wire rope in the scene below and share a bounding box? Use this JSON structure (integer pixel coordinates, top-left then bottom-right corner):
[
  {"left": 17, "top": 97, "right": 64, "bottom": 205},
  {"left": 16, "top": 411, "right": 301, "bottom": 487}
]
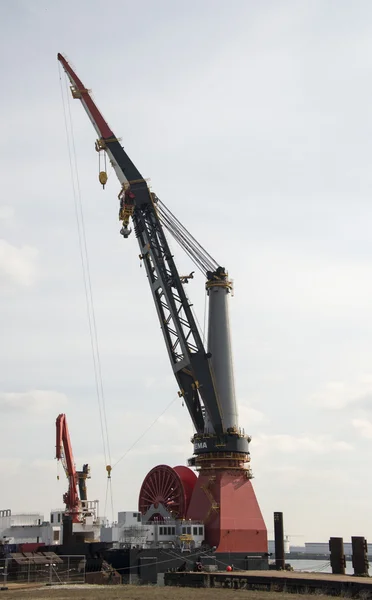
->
[
  {"left": 110, "top": 478, "right": 115, "bottom": 525},
  {"left": 164, "top": 547, "right": 331, "bottom": 575},
  {"left": 294, "top": 561, "right": 330, "bottom": 572},
  {"left": 163, "top": 213, "right": 213, "bottom": 271},
  {"left": 188, "top": 291, "right": 207, "bottom": 347},
  {"left": 154, "top": 218, "right": 210, "bottom": 419},
  {"left": 157, "top": 201, "right": 218, "bottom": 275},
  {"left": 163, "top": 547, "right": 210, "bottom": 561},
  {"left": 160, "top": 223, "right": 207, "bottom": 345},
  {"left": 59, "top": 65, "right": 113, "bottom": 519},
  {"left": 316, "top": 561, "right": 331, "bottom": 572},
  {"left": 58, "top": 66, "right": 108, "bottom": 468},
  {"left": 112, "top": 395, "right": 179, "bottom": 470},
  {"left": 63, "top": 75, "right": 112, "bottom": 470},
  {"left": 157, "top": 208, "right": 208, "bottom": 274},
  {"left": 158, "top": 200, "right": 218, "bottom": 271},
  {"left": 159, "top": 212, "right": 214, "bottom": 275},
  {"left": 104, "top": 477, "right": 115, "bottom": 523},
  {"left": 111, "top": 547, "right": 212, "bottom": 573},
  {"left": 161, "top": 548, "right": 215, "bottom": 570},
  {"left": 104, "top": 479, "right": 109, "bottom": 524}
]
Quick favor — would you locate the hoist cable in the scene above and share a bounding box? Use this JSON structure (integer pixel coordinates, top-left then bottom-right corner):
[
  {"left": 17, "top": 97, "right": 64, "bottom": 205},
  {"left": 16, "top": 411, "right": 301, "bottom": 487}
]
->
[
  {"left": 157, "top": 207, "right": 206, "bottom": 271},
  {"left": 59, "top": 64, "right": 112, "bottom": 473},
  {"left": 64, "top": 77, "right": 112, "bottom": 467},
  {"left": 159, "top": 212, "right": 210, "bottom": 275},
  {"left": 104, "top": 477, "right": 115, "bottom": 523},
  {"left": 104, "top": 478, "right": 109, "bottom": 522},
  {"left": 112, "top": 396, "right": 178, "bottom": 470},
  {"left": 158, "top": 199, "right": 218, "bottom": 268},
  {"left": 160, "top": 216, "right": 215, "bottom": 274},
  {"left": 156, "top": 199, "right": 219, "bottom": 275},
  {"left": 110, "top": 478, "right": 115, "bottom": 524},
  {"left": 158, "top": 204, "right": 215, "bottom": 274},
  {"left": 159, "top": 211, "right": 208, "bottom": 274}
]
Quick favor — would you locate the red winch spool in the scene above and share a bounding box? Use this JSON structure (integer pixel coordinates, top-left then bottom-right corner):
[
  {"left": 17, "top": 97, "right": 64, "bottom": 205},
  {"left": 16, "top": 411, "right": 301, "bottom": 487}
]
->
[{"left": 138, "top": 464, "right": 197, "bottom": 520}]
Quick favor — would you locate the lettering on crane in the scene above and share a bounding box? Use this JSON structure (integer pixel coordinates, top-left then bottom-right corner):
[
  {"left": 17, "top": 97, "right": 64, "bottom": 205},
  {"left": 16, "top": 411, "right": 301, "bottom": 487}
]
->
[{"left": 194, "top": 442, "right": 208, "bottom": 451}]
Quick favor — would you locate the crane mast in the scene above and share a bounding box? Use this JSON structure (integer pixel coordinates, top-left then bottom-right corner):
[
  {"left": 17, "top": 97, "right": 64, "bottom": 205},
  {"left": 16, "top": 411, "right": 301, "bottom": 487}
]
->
[{"left": 57, "top": 53, "right": 250, "bottom": 470}]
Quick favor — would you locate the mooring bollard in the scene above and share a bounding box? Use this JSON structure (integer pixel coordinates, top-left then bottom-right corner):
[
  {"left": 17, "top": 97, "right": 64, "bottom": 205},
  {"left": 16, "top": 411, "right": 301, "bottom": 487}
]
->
[
  {"left": 274, "top": 512, "right": 285, "bottom": 570},
  {"left": 329, "top": 537, "right": 346, "bottom": 575},
  {"left": 352, "top": 537, "right": 369, "bottom": 577}
]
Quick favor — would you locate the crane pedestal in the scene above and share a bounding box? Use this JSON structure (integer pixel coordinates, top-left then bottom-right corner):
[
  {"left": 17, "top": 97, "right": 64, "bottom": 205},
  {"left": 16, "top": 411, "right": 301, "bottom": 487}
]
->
[{"left": 186, "top": 468, "right": 267, "bottom": 553}]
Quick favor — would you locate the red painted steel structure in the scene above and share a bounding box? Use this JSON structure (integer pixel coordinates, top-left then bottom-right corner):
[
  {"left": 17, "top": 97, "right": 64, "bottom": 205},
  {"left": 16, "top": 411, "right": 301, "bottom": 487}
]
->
[
  {"left": 55, "top": 413, "right": 81, "bottom": 523},
  {"left": 187, "top": 472, "right": 267, "bottom": 552}
]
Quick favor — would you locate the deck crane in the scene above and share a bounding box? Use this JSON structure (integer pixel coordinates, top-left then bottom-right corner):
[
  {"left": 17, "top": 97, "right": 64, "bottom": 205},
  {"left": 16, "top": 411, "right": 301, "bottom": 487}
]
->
[
  {"left": 56, "top": 413, "right": 90, "bottom": 524},
  {"left": 57, "top": 53, "right": 267, "bottom": 555}
]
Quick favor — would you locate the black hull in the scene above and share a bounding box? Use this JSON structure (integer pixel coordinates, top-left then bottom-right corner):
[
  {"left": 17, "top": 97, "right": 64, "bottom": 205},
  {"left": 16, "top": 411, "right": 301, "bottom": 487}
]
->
[{"left": 39, "top": 542, "right": 268, "bottom": 582}]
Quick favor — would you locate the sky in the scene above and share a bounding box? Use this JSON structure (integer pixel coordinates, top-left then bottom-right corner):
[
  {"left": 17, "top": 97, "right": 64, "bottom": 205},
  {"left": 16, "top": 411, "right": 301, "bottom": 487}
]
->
[{"left": 1, "top": 0, "right": 372, "bottom": 544}]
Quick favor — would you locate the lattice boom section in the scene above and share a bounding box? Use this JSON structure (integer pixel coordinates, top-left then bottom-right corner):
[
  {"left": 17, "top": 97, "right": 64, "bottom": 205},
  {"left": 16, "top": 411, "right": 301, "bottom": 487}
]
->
[{"left": 135, "top": 204, "right": 202, "bottom": 366}]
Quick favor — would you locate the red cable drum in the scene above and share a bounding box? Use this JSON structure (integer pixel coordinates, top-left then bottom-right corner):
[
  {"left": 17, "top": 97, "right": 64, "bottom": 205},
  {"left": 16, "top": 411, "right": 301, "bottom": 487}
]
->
[
  {"left": 173, "top": 465, "right": 197, "bottom": 511},
  {"left": 138, "top": 464, "right": 197, "bottom": 520}
]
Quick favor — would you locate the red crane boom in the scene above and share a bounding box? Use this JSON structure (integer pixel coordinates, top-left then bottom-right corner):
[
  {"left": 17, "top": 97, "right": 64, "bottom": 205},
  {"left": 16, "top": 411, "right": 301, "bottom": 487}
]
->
[{"left": 56, "top": 413, "right": 90, "bottom": 523}]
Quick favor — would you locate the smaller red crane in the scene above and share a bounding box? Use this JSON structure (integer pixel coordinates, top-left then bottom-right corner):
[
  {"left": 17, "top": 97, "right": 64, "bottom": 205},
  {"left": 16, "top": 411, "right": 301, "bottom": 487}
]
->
[{"left": 56, "top": 413, "right": 90, "bottom": 523}]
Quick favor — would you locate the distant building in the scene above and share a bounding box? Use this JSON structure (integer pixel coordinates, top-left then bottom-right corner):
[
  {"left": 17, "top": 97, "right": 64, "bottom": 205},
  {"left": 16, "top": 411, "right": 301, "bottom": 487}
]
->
[
  {"left": 305, "top": 542, "right": 372, "bottom": 556},
  {"left": 268, "top": 538, "right": 290, "bottom": 555},
  {"left": 289, "top": 545, "right": 306, "bottom": 553}
]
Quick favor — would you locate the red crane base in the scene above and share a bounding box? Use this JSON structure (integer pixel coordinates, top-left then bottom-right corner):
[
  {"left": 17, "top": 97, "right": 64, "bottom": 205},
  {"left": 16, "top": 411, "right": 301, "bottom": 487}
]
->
[{"left": 186, "top": 470, "right": 267, "bottom": 553}]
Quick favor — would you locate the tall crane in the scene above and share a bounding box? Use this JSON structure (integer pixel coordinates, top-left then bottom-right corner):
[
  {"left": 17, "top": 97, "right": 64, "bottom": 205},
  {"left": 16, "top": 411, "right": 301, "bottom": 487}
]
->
[
  {"left": 56, "top": 413, "right": 90, "bottom": 523},
  {"left": 57, "top": 54, "right": 267, "bottom": 555}
]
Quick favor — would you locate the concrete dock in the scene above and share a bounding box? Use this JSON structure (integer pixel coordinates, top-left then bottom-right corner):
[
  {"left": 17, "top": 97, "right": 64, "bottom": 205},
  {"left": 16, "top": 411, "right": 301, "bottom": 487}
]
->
[{"left": 165, "top": 568, "right": 372, "bottom": 595}]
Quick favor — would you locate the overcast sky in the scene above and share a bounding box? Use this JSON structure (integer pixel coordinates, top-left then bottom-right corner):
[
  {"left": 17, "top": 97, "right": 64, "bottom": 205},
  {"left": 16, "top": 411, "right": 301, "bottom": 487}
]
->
[{"left": 1, "top": 0, "right": 372, "bottom": 544}]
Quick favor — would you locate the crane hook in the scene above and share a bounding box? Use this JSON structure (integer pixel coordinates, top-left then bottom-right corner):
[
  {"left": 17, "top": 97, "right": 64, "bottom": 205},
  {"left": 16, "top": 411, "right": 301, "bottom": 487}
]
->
[
  {"left": 98, "top": 145, "right": 108, "bottom": 188},
  {"left": 99, "top": 171, "right": 108, "bottom": 188}
]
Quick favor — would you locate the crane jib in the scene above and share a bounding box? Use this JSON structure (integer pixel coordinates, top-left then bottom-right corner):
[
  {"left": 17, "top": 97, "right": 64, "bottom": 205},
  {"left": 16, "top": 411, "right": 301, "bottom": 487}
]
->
[
  {"left": 57, "top": 53, "right": 225, "bottom": 437},
  {"left": 103, "top": 138, "right": 143, "bottom": 186}
]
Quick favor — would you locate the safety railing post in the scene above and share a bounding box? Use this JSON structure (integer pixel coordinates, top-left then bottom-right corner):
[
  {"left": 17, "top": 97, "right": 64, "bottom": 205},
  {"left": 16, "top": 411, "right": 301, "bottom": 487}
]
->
[{"left": 1, "top": 558, "right": 8, "bottom": 591}]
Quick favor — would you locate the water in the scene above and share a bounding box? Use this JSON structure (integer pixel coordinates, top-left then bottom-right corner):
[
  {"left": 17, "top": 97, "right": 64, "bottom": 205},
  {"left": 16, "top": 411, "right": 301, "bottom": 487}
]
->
[{"left": 288, "top": 559, "right": 355, "bottom": 575}]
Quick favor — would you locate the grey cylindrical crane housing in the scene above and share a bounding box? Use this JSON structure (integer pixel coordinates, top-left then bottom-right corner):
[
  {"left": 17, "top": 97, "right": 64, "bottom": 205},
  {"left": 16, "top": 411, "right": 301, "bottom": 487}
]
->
[{"left": 207, "top": 278, "right": 239, "bottom": 431}]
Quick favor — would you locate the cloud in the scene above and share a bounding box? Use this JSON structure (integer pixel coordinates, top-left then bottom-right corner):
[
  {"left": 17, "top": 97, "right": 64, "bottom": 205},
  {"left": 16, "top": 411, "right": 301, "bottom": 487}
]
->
[
  {"left": 0, "top": 240, "right": 39, "bottom": 287},
  {"left": 157, "top": 414, "right": 180, "bottom": 427},
  {"left": 310, "top": 376, "right": 372, "bottom": 410},
  {"left": 239, "top": 403, "right": 265, "bottom": 427},
  {"left": 253, "top": 433, "right": 352, "bottom": 456},
  {"left": 0, "top": 458, "right": 22, "bottom": 475},
  {"left": 0, "top": 390, "right": 68, "bottom": 415},
  {"left": 143, "top": 375, "right": 174, "bottom": 391},
  {"left": 352, "top": 418, "right": 372, "bottom": 439},
  {"left": 129, "top": 442, "right": 190, "bottom": 457},
  {"left": 0, "top": 206, "right": 14, "bottom": 221}
]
